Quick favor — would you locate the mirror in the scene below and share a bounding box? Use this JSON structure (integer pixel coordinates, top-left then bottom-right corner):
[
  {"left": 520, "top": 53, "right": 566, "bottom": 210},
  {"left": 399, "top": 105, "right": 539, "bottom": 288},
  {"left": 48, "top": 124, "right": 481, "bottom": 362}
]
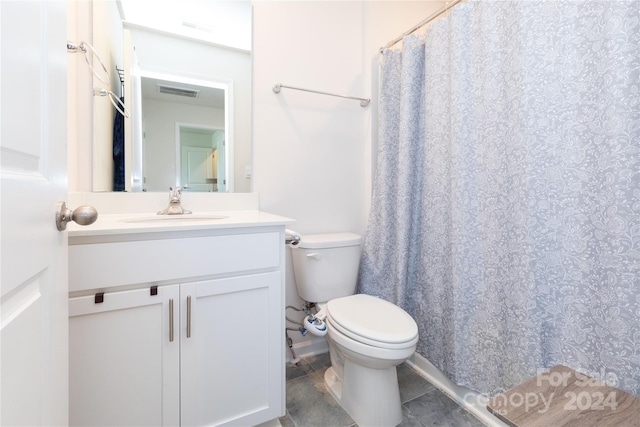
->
[
  {"left": 135, "top": 72, "right": 230, "bottom": 192},
  {"left": 92, "top": 0, "right": 252, "bottom": 193}
]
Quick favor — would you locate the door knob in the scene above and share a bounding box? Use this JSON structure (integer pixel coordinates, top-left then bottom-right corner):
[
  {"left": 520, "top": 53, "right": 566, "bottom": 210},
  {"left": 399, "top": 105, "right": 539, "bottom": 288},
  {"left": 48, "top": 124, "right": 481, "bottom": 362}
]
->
[{"left": 55, "top": 202, "right": 98, "bottom": 231}]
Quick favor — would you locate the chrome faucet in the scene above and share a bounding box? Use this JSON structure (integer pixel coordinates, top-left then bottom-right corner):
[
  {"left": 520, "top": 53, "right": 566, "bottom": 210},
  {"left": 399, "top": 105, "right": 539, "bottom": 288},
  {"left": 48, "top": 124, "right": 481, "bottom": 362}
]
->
[{"left": 157, "top": 186, "right": 192, "bottom": 215}]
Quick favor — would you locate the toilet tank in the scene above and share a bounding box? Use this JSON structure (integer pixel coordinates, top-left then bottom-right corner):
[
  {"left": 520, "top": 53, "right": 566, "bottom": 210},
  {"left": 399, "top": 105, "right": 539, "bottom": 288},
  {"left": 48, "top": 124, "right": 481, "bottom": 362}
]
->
[{"left": 291, "top": 232, "right": 362, "bottom": 303}]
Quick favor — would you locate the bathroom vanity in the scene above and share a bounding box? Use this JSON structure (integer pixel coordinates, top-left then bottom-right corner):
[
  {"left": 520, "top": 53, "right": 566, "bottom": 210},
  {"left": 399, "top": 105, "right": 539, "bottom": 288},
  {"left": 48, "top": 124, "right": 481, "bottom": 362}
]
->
[{"left": 67, "top": 209, "right": 293, "bottom": 426}]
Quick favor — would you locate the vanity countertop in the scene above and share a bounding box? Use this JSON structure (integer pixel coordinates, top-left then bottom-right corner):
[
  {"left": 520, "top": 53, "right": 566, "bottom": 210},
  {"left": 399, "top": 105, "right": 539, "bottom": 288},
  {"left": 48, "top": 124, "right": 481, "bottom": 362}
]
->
[{"left": 67, "top": 210, "right": 295, "bottom": 238}]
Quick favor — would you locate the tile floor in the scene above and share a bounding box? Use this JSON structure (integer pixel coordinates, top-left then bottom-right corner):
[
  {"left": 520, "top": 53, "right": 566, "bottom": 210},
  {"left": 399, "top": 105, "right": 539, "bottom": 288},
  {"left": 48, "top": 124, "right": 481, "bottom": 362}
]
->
[{"left": 279, "top": 353, "right": 487, "bottom": 427}]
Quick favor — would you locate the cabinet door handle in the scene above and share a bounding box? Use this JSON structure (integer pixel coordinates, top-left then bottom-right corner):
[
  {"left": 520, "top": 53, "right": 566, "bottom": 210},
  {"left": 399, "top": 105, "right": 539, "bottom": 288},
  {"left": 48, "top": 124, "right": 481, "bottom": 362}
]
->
[
  {"left": 169, "top": 298, "right": 174, "bottom": 342},
  {"left": 186, "top": 295, "right": 192, "bottom": 338}
]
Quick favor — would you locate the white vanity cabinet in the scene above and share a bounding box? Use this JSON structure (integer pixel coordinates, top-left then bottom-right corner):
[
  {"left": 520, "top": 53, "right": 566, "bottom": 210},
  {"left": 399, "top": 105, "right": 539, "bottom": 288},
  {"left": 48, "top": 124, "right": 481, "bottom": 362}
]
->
[
  {"left": 180, "top": 272, "right": 282, "bottom": 427},
  {"left": 68, "top": 224, "right": 287, "bottom": 427},
  {"left": 69, "top": 285, "right": 179, "bottom": 426}
]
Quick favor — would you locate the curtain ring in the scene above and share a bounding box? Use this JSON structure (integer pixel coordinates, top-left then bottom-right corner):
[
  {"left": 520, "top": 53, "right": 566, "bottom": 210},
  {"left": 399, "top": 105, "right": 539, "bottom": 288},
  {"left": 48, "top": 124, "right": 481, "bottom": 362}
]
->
[{"left": 93, "top": 88, "right": 131, "bottom": 118}]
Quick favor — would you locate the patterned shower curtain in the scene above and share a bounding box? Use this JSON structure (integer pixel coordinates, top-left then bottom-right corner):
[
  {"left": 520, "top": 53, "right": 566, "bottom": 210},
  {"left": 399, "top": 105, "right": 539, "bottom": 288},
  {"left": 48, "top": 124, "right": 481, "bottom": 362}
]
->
[{"left": 359, "top": 0, "right": 640, "bottom": 397}]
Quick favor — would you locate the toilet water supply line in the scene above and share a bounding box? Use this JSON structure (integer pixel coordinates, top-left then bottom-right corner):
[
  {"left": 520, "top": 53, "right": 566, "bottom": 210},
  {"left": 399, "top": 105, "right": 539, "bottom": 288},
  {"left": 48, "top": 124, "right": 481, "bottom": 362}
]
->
[
  {"left": 285, "top": 302, "right": 329, "bottom": 365},
  {"left": 286, "top": 303, "right": 327, "bottom": 366},
  {"left": 284, "top": 229, "right": 328, "bottom": 364},
  {"left": 285, "top": 330, "right": 300, "bottom": 365}
]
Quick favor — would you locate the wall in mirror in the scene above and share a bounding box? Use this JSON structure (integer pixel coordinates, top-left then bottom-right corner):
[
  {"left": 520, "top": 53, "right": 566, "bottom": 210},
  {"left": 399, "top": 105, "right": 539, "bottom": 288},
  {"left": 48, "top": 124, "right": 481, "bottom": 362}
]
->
[{"left": 92, "top": 0, "right": 252, "bottom": 193}]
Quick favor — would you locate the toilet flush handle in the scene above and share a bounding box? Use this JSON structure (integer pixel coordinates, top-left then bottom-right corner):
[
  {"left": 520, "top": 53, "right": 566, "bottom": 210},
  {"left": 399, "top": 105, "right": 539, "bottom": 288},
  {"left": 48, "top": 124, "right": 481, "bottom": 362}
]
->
[{"left": 306, "top": 253, "right": 321, "bottom": 261}]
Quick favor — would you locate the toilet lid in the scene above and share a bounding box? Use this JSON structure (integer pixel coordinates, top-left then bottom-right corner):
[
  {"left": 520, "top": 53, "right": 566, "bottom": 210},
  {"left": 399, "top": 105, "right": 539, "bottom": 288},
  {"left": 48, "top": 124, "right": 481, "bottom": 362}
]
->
[{"left": 326, "top": 294, "right": 418, "bottom": 347}]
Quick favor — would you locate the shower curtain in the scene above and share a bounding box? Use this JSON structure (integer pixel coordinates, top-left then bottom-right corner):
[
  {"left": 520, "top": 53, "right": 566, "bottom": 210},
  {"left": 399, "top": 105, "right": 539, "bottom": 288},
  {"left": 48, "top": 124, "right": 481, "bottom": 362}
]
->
[{"left": 359, "top": 0, "right": 640, "bottom": 397}]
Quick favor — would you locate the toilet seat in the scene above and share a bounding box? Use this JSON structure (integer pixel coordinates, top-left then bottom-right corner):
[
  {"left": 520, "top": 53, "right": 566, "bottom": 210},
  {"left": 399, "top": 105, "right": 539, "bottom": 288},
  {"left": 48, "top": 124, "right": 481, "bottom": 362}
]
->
[{"left": 326, "top": 294, "right": 418, "bottom": 350}]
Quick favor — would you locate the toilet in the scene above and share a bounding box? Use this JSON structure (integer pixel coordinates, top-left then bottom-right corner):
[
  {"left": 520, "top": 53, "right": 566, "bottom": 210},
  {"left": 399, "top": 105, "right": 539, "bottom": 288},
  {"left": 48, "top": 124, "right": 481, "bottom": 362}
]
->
[{"left": 291, "top": 232, "right": 418, "bottom": 427}]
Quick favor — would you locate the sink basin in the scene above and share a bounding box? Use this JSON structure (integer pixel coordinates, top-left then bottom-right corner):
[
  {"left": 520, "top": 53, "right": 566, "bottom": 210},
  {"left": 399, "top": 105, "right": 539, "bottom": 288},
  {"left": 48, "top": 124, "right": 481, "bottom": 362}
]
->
[{"left": 120, "top": 214, "right": 228, "bottom": 223}]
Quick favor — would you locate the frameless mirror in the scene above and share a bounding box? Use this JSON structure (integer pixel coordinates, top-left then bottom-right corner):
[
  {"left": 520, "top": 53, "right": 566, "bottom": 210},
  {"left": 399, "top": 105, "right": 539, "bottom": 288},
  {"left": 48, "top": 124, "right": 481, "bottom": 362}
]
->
[{"left": 92, "top": 0, "right": 252, "bottom": 193}]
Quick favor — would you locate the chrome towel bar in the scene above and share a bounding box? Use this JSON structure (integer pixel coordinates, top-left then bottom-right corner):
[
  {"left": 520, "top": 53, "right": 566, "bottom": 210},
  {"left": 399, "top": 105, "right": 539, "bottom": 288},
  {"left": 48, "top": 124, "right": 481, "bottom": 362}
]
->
[{"left": 273, "top": 83, "right": 370, "bottom": 107}]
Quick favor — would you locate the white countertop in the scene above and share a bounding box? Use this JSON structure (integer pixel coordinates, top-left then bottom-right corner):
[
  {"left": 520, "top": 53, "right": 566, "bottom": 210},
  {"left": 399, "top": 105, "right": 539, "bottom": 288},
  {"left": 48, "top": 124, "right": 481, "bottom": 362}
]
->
[{"left": 67, "top": 210, "right": 296, "bottom": 238}]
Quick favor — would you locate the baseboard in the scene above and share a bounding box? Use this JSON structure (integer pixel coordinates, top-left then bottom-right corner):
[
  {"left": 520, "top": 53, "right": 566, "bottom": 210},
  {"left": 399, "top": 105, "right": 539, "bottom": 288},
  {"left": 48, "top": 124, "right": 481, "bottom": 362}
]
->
[
  {"left": 254, "top": 418, "right": 281, "bottom": 427},
  {"left": 288, "top": 337, "right": 329, "bottom": 362},
  {"left": 407, "top": 353, "right": 509, "bottom": 427}
]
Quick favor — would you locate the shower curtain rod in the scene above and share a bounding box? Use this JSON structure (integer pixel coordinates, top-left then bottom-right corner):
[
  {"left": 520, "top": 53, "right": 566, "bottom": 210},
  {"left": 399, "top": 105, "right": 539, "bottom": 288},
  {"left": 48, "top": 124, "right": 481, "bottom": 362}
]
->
[
  {"left": 273, "top": 83, "right": 370, "bottom": 107},
  {"left": 380, "top": 0, "right": 465, "bottom": 53}
]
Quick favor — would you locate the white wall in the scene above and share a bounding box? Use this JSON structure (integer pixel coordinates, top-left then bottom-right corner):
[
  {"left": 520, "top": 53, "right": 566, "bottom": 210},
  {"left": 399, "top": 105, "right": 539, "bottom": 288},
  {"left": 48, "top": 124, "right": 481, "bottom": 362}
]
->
[
  {"left": 253, "top": 1, "right": 368, "bottom": 236},
  {"left": 67, "top": 1, "right": 95, "bottom": 193},
  {"left": 252, "top": 0, "right": 445, "bottom": 349}
]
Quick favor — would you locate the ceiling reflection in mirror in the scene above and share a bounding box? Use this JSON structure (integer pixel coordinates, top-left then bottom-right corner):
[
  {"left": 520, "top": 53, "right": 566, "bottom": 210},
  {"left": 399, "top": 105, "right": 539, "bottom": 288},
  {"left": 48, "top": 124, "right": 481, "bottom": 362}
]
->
[{"left": 92, "top": 0, "right": 252, "bottom": 193}]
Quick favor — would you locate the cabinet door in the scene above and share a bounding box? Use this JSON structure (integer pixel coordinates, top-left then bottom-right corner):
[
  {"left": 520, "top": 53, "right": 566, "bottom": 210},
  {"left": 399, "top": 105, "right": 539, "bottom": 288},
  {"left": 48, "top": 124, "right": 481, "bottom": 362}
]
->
[
  {"left": 69, "top": 285, "right": 180, "bottom": 426},
  {"left": 181, "top": 271, "right": 283, "bottom": 426}
]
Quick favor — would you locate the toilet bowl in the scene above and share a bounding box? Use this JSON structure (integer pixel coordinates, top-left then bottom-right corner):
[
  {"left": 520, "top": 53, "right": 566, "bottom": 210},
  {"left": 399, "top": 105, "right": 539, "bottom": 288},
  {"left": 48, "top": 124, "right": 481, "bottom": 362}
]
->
[
  {"left": 291, "top": 233, "right": 419, "bottom": 427},
  {"left": 323, "top": 294, "right": 418, "bottom": 427}
]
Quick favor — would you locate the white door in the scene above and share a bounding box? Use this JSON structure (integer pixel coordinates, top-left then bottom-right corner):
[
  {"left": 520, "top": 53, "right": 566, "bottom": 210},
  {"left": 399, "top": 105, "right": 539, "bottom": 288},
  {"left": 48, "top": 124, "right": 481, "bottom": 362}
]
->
[
  {"left": 1, "top": 1, "right": 68, "bottom": 425},
  {"left": 214, "top": 133, "right": 226, "bottom": 192},
  {"left": 180, "top": 146, "right": 214, "bottom": 191}
]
